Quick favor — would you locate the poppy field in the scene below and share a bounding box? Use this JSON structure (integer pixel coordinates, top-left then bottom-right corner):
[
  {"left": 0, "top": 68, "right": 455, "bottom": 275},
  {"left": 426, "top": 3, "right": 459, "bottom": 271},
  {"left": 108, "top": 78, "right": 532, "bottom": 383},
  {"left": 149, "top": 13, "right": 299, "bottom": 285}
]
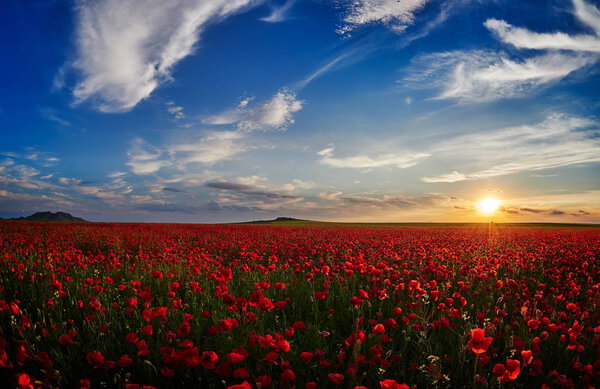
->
[{"left": 0, "top": 222, "right": 598, "bottom": 389}]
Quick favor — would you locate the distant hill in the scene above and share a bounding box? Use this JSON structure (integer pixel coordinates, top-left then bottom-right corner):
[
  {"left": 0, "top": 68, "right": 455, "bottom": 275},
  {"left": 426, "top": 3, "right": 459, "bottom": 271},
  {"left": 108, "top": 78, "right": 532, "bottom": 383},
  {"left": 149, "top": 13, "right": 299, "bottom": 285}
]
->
[
  {"left": 7, "top": 211, "right": 87, "bottom": 222},
  {"left": 241, "top": 217, "right": 309, "bottom": 224}
]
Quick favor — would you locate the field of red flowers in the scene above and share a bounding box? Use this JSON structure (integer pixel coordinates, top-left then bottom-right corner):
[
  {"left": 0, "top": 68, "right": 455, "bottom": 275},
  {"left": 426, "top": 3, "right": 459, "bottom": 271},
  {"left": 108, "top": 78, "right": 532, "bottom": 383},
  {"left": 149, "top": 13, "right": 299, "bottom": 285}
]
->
[{"left": 0, "top": 222, "right": 598, "bottom": 389}]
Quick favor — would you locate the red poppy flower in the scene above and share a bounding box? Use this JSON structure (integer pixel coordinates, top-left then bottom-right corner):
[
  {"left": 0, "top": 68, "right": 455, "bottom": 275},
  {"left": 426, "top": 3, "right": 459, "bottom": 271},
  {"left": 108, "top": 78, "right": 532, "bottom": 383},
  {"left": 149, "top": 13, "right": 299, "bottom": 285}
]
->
[
  {"left": 281, "top": 369, "right": 296, "bottom": 384},
  {"left": 256, "top": 375, "right": 272, "bottom": 387},
  {"left": 116, "top": 354, "right": 133, "bottom": 367},
  {"left": 492, "top": 363, "right": 505, "bottom": 378},
  {"left": 372, "top": 324, "right": 385, "bottom": 335},
  {"left": 86, "top": 351, "right": 104, "bottom": 368},
  {"left": 379, "top": 379, "right": 409, "bottom": 389},
  {"left": 219, "top": 318, "right": 239, "bottom": 332},
  {"left": 329, "top": 373, "right": 344, "bottom": 384},
  {"left": 141, "top": 325, "right": 153, "bottom": 336},
  {"left": 227, "top": 382, "right": 251, "bottom": 389},
  {"left": 16, "top": 372, "right": 30, "bottom": 387},
  {"left": 227, "top": 352, "right": 246, "bottom": 364},
  {"left": 505, "top": 359, "right": 520, "bottom": 380},
  {"left": 300, "top": 352, "right": 313, "bottom": 363},
  {"left": 521, "top": 350, "right": 533, "bottom": 366},
  {"left": 234, "top": 368, "right": 250, "bottom": 379},
  {"left": 468, "top": 328, "right": 493, "bottom": 354},
  {"left": 126, "top": 333, "right": 139, "bottom": 344},
  {"left": 59, "top": 333, "right": 74, "bottom": 345},
  {"left": 200, "top": 351, "right": 219, "bottom": 369}
]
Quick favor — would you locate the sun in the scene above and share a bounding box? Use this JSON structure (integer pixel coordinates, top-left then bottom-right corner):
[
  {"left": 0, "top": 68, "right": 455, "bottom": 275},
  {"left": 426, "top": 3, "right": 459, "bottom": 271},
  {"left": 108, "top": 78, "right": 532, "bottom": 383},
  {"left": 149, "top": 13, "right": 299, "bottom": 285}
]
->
[{"left": 477, "top": 197, "right": 501, "bottom": 215}]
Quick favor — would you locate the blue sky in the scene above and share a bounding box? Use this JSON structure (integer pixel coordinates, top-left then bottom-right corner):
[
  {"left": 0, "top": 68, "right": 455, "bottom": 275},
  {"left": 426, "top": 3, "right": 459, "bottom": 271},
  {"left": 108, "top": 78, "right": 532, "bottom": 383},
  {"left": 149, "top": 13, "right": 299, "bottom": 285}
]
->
[{"left": 1, "top": 0, "right": 599, "bottom": 222}]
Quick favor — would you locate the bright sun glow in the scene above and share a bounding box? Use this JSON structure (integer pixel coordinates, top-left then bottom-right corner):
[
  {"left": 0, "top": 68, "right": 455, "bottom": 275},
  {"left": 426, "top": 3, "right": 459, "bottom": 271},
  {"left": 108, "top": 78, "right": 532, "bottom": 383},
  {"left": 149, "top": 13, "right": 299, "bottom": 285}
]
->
[{"left": 477, "top": 197, "right": 501, "bottom": 215}]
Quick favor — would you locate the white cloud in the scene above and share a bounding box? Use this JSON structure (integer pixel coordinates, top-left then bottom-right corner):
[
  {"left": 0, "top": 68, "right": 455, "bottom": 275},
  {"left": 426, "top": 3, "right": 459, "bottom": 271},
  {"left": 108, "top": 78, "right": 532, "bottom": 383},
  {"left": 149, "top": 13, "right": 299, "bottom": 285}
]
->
[
  {"left": 168, "top": 131, "right": 247, "bottom": 165},
  {"left": 407, "top": 50, "right": 595, "bottom": 102},
  {"left": 485, "top": 18, "right": 600, "bottom": 53},
  {"left": 71, "top": 0, "right": 257, "bottom": 112},
  {"left": 0, "top": 156, "right": 65, "bottom": 192},
  {"left": 483, "top": 1, "right": 600, "bottom": 53},
  {"left": 160, "top": 170, "right": 223, "bottom": 186},
  {"left": 0, "top": 190, "right": 77, "bottom": 211},
  {"left": 166, "top": 102, "right": 186, "bottom": 120},
  {"left": 319, "top": 148, "right": 430, "bottom": 169},
  {"left": 127, "top": 131, "right": 249, "bottom": 175},
  {"left": 40, "top": 107, "right": 71, "bottom": 126},
  {"left": 291, "top": 179, "right": 316, "bottom": 190},
  {"left": 337, "top": 193, "right": 453, "bottom": 210},
  {"left": 59, "top": 177, "right": 82, "bottom": 186},
  {"left": 319, "top": 191, "right": 342, "bottom": 201},
  {"left": 405, "top": 1, "right": 600, "bottom": 103},
  {"left": 422, "top": 171, "right": 465, "bottom": 183},
  {"left": 317, "top": 147, "right": 335, "bottom": 157},
  {"left": 235, "top": 175, "right": 267, "bottom": 186},
  {"left": 108, "top": 171, "right": 127, "bottom": 178},
  {"left": 261, "top": 0, "right": 295, "bottom": 23},
  {"left": 126, "top": 138, "right": 170, "bottom": 175},
  {"left": 295, "top": 43, "right": 379, "bottom": 89},
  {"left": 339, "top": 0, "right": 430, "bottom": 33},
  {"left": 572, "top": 0, "right": 600, "bottom": 34},
  {"left": 422, "top": 114, "right": 600, "bottom": 182},
  {"left": 203, "top": 89, "right": 304, "bottom": 131}
]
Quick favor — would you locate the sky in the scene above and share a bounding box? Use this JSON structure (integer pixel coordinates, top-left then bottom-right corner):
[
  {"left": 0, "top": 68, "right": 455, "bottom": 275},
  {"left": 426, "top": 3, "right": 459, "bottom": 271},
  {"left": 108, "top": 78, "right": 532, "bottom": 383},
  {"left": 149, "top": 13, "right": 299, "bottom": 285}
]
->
[{"left": 1, "top": 0, "right": 599, "bottom": 223}]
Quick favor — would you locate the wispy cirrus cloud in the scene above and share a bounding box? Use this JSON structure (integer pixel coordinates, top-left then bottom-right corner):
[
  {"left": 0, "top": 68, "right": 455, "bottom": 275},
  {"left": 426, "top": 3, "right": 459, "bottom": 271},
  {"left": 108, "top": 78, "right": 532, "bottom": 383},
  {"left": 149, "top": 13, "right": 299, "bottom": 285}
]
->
[
  {"left": 485, "top": 0, "right": 600, "bottom": 53},
  {"left": 572, "top": 0, "right": 600, "bottom": 33},
  {"left": 0, "top": 150, "right": 63, "bottom": 191},
  {"left": 203, "top": 89, "right": 304, "bottom": 131},
  {"left": 0, "top": 189, "right": 77, "bottom": 214},
  {"left": 261, "top": 0, "right": 295, "bottom": 23},
  {"left": 422, "top": 114, "right": 600, "bottom": 182},
  {"left": 338, "top": 0, "right": 430, "bottom": 34},
  {"left": 317, "top": 146, "right": 430, "bottom": 169},
  {"left": 405, "top": 0, "right": 600, "bottom": 103},
  {"left": 205, "top": 179, "right": 304, "bottom": 210},
  {"left": 39, "top": 107, "right": 71, "bottom": 127},
  {"left": 126, "top": 138, "right": 170, "bottom": 175},
  {"left": 295, "top": 41, "right": 379, "bottom": 89},
  {"left": 126, "top": 131, "right": 250, "bottom": 175},
  {"left": 168, "top": 131, "right": 248, "bottom": 165},
  {"left": 295, "top": 0, "right": 460, "bottom": 90},
  {"left": 341, "top": 193, "right": 451, "bottom": 209},
  {"left": 128, "top": 86, "right": 305, "bottom": 176},
  {"left": 485, "top": 19, "right": 600, "bottom": 52},
  {"left": 406, "top": 50, "right": 595, "bottom": 103},
  {"left": 70, "top": 0, "right": 258, "bottom": 112}
]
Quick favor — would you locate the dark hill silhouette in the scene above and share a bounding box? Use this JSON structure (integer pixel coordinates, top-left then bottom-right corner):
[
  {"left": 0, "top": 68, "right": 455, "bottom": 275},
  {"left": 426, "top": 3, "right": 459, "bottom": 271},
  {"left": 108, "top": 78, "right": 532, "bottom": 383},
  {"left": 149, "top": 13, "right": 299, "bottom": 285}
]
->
[
  {"left": 7, "top": 211, "right": 87, "bottom": 222},
  {"left": 241, "top": 217, "right": 308, "bottom": 224}
]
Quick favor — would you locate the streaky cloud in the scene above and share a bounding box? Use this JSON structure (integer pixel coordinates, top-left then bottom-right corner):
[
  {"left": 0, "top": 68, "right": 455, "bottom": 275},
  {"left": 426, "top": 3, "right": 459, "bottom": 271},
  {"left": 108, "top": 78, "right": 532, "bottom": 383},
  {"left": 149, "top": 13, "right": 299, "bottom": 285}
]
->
[
  {"left": 572, "top": 0, "right": 600, "bottom": 34},
  {"left": 126, "top": 131, "right": 249, "bottom": 175},
  {"left": 405, "top": 50, "right": 595, "bottom": 103},
  {"left": 71, "top": 0, "right": 258, "bottom": 112},
  {"left": 485, "top": 18, "right": 600, "bottom": 53},
  {"left": 319, "top": 147, "right": 430, "bottom": 169},
  {"left": 422, "top": 114, "right": 600, "bottom": 182},
  {"left": 260, "top": 0, "right": 295, "bottom": 23},
  {"left": 483, "top": 0, "right": 600, "bottom": 53}
]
